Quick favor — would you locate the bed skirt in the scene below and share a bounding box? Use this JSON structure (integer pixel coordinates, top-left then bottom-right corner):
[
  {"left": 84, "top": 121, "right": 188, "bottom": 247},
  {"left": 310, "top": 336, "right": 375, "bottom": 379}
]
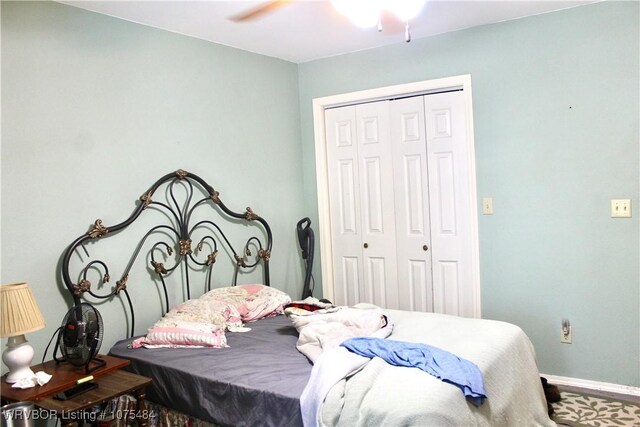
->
[{"left": 97, "top": 395, "right": 219, "bottom": 427}]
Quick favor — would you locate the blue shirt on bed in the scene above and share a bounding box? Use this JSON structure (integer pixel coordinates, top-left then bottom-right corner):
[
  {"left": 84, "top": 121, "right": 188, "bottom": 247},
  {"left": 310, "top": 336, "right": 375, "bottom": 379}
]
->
[{"left": 341, "top": 337, "right": 487, "bottom": 406}]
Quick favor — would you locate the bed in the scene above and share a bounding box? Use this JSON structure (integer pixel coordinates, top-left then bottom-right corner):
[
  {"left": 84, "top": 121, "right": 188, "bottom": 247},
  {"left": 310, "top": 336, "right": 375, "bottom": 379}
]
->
[{"left": 60, "top": 169, "right": 555, "bottom": 427}]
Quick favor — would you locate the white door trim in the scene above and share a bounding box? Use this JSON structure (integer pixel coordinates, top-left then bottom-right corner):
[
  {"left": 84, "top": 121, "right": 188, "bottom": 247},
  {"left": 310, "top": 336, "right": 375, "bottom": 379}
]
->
[{"left": 312, "top": 74, "right": 481, "bottom": 317}]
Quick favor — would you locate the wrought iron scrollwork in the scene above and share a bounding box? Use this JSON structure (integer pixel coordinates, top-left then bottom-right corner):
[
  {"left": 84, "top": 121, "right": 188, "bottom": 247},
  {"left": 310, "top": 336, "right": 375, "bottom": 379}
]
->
[
  {"left": 73, "top": 279, "right": 91, "bottom": 296},
  {"left": 60, "top": 170, "right": 273, "bottom": 339},
  {"left": 151, "top": 261, "right": 167, "bottom": 274},
  {"left": 179, "top": 239, "right": 192, "bottom": 256},
  {"left": 210, "top": 191, "right": 221, "bottom": 204},
  {"left": 206, "top": 251, "right": 218, "bottom": 266},
  {"left": 240, "top": 237, "right": 267, "bottom": 268},
  {"left": 88, "top": 219, "right": 108, "bottom": 239},
  {"left": 140, "top": 192, "right": 153, "bottom": 209},
  {"left": 258, "top": 249, "right": 271, "bottom": 261},
  {"left": 245, "top": 207, "right": 259, "bottom": 221},
  {"left": 115, "top": 275, "right": 128, "bottom": 294}
]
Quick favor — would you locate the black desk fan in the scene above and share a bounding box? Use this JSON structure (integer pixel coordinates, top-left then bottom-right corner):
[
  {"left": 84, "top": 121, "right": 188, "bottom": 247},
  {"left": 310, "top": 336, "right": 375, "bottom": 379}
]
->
[
  {"left": 296, "top": 217, "right": 315, "bottom": 299},
  {"left": 53, "top": 303, "right": 106, "bottom": 374}
]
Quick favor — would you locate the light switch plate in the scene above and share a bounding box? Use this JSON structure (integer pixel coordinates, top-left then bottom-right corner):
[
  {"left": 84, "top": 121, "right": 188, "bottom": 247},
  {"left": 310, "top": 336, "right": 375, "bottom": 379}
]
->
[
  {"left": 611, "top": 199, "right": 631, "bottom": 218},
  {"left": 482, "top": 197, "right": 493, "bottom": 215}
]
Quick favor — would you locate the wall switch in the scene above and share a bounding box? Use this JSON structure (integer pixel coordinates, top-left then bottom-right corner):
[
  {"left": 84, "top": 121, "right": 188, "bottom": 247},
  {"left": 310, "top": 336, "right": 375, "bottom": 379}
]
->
[
  {"left": 560, "top": 319, "right": 572, "bottom": 344},
  {"left": 611, "top": 199, "right": 631, "bottom": 218},
  {"left": 482, "top": 197, "right": 493, "bottom": 215}
]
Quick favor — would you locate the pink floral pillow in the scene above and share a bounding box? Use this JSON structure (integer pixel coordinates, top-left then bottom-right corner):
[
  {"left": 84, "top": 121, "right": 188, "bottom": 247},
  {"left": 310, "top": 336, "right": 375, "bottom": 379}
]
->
[
  {"left": 236, "top": 284, "right": 292, "bottom": 322},
  {"left": 131, "top": 296, "right": 239, "bottom": 348},
  {"left": 130, "top": 319, "right": 227, "bottom": 348},
  {"left": 132, "top": 285, "right": 291, "bottom": 349},
  {"left": 237, "top": 284, "right": 266, "bottom": 295},
  {"left": 200, "top": 284, "right": 291, "bottom": 322}
]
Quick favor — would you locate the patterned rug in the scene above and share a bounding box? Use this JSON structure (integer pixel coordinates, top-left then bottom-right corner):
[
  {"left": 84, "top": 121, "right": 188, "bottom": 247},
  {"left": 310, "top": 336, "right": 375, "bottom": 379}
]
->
[{"left": 553, "top": 391, "right": 640, "bottom": 427}]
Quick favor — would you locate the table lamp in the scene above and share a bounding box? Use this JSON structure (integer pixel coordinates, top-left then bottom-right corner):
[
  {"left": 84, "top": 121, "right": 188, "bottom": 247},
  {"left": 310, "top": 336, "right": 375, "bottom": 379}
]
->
[{"left": 1, "top": 283, "right": 46, "bottom": 383}]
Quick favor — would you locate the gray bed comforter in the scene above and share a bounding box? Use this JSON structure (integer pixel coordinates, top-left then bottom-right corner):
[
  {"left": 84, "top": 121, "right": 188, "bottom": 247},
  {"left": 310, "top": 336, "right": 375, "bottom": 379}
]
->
[{"left": 110, "top": 315, "right": 312, "bottom": 427}]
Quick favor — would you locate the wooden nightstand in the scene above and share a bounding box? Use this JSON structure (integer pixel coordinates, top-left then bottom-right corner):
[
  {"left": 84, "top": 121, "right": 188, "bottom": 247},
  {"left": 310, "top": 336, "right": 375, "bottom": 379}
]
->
[{"left": 1, "top": 355, "right": 152, "bottom": 427}]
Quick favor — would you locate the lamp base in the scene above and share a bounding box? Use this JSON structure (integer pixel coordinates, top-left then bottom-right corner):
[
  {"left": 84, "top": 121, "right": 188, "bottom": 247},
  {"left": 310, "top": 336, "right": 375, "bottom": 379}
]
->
[{"left": 2, "top": 335, "right": 36, "bottom": 383}]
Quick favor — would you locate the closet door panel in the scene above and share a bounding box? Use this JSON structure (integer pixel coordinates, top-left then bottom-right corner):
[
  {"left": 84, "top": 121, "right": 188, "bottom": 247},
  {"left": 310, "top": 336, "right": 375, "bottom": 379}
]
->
[
  {"left": 325, "top": 106, "right": 364, "bottom": 306},
  {"left": 408, "top": 260, "right": 430, "bottom": 312},
  {"left": 364, "top": 257, "right": 387, "bottom": 308},
  {"left": 356, "top": 101, "right": 399, "bottom": 309},
  {"left": 390, "top": 97, "right": 433, "bottom": 312},
  {"left": 424, "top": 91, "right": 474, "bottom": 317},
  {"left": 403, "top": 155, "right": 426, "bottom": 235},
  {"left": 434, "top": 153, "right": 457, "bottom": 234},
  {"left": 362, "top": 157, "right": 384, "bottom": 234},
  {"left": 337, "top": 160, "right": 358, "bottom": 234},
  {"left": 342, "top": 256, "right": 360, "bottom": 306},
  {"left": 433, "top": 261, "right": 460, "bottom": 315}
]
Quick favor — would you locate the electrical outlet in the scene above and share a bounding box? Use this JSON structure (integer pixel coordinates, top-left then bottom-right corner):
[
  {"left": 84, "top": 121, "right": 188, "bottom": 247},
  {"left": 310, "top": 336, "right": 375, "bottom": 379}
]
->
[
  {"left": 482, "top": 197, "right": 493, "bottom": 215},
  {"left": 611, "top": 199, "right": 631, "bottom": 218},
  {"left": 561, "top": 319, "right": 572, "bottom": 344}
]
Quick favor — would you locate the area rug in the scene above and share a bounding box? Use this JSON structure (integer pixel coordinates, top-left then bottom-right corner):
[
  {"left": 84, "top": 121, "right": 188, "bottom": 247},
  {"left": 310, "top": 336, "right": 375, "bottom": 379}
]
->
[{"left": 552, "top": 391, "right": 640, "bottom": 427}]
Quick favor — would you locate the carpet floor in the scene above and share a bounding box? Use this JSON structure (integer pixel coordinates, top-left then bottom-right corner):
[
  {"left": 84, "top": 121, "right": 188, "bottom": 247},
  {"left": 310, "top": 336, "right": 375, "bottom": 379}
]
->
[{"left": 552, "top": 390, "right": 640, "bottom": 427}]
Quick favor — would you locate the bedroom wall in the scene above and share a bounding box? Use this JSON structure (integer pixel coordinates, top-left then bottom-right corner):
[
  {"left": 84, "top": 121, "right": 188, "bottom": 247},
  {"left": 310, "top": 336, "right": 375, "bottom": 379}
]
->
[
  {"left": 1, "top": 0, "right": 638, "bottom": 390},
  {"left": 298, "top": 1, "right": 639, "bottom": 387},
  {"left": 1, "top": 1, "right": 304, "bottom": 365}
]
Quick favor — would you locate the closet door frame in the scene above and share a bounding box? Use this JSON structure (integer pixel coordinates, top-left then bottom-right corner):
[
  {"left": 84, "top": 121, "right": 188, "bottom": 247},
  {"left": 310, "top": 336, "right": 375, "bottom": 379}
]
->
[{"left": 312, "top": 74, "right": 481, "bottom": 318}]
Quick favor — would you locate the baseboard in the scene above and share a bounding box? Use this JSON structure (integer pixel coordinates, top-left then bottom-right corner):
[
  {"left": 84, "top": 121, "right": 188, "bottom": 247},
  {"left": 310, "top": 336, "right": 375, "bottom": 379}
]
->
[{"left": 542, "top": 373, "right": 640, "bottom": 398}]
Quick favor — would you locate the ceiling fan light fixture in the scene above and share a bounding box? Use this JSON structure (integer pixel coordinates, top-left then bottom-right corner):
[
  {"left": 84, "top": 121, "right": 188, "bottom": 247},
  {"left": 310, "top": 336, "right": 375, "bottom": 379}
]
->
[
  {"left": 331, "top": 0, "right": 382, "bottom": 28},
  {"left": 385, "top": 0, "right": 427, "bottom": 22},
  {"left": 331, "top": 0, "right": 427, "bottom": 40}
]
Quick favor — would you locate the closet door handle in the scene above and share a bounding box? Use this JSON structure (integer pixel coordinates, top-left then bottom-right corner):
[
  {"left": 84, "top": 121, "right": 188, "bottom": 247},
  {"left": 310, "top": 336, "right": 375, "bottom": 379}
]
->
[
  {"left": 422, "top": 245, "right": 428, "bottom": 251},
  {"left": 363, "top": 243, "right": 369, "bottom": 249}
]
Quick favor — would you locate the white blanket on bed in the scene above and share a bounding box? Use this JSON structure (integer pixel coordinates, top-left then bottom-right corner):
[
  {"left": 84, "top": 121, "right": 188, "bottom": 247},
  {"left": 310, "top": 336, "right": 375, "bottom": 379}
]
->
[
  {"left": 288, "top": 303, "right": 390, "bottom": 363},
  {"left": 318, "top": 309, "right": 555, "bottom": 427},
  {"left": 288, "top": 302, "right": 393, "bottom": 426}
]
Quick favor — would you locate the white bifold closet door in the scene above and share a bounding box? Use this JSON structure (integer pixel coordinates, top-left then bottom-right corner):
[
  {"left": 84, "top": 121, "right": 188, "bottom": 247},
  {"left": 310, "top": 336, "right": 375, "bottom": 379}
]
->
[
  {"left": 324, "top": 90, "right": 474, "bottom": 317},
  {"left": 389, "top": 96, "right": 433, "bottom": 312},
  {"left": 422, "top": 91, "right": 475, "bottom": 316},
  {"left": 324, "top": 101, "right": 400, "bottom": 309}
]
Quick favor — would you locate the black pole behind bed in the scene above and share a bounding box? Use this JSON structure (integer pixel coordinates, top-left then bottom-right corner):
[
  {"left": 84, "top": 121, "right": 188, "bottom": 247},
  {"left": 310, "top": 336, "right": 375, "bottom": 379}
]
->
[{"left": 60, "top": 169, "right": 273, "bottom": 338}]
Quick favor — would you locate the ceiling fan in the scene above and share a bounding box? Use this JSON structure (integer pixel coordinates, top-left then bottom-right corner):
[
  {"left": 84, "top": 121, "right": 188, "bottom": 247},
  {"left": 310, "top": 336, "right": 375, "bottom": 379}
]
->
[
  {"left": 229, "top": 0, "right": 293, "bottom": 22},
  {"left": 229, "top": 0, "right": 427, "bottom": 42}
]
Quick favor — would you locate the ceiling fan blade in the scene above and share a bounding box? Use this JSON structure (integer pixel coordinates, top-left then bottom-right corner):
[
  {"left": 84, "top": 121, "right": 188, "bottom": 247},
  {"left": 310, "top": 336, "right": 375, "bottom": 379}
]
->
[{"left": 230, "top": 0, "right": 292, "bottom": 22}]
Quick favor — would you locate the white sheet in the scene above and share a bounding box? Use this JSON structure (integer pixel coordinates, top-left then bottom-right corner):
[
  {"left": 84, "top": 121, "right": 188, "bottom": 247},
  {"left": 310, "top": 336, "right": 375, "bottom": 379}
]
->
[
  {"left": 289, "top": 303, "right": 389, "bottom": 363},
  {"left": 319, "top": 310, "right": 556, "bottom": 427}
]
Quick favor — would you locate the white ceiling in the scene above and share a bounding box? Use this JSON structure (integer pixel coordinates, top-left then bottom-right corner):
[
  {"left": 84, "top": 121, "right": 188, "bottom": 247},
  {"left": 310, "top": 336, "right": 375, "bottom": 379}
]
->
[{"left": 60, "top": 0, "right": 598, "bottom": 63}]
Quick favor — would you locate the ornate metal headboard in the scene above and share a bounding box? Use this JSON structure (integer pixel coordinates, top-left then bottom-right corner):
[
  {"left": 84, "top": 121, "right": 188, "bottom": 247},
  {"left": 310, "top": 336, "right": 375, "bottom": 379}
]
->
[{"left": 60, "top": 169, "right": 272, "bottom": 337}]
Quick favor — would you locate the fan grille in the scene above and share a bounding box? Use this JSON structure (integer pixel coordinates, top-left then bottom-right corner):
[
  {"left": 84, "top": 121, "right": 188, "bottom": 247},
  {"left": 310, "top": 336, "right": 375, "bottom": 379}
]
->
[{"left": 59, "top": 303, "right": 103, "bottom": 366}]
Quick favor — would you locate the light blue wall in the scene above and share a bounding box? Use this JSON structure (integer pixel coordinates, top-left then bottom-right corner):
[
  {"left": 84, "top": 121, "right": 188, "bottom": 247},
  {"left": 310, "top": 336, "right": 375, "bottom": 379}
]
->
[
  {"left": 2, "top": 0, "right": 638, "bottom": 388},
  {"left": 298, "top": 1, "right": 639, "bottom": 386},
  {"left": 1, "top": 1, "right": 304, "bottom": 360}
]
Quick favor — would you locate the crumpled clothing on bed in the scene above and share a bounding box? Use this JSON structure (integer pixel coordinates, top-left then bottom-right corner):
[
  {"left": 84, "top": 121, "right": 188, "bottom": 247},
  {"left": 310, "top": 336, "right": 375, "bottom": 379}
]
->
[
  {"left": 289, "top": 302, "right": 394, "bottom": 427},
  {"left": 287, "top": 301, "right": 390, "bottom": 363},
  {"left": 283, "top": 297, "right": 336, "bottom": 317},
  {"left": 341, "top": 336, "right": 487, "bottom": 406}
]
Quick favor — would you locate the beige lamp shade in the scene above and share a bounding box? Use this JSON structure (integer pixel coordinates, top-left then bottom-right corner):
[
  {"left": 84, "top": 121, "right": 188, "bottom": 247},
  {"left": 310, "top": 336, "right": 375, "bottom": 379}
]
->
[{"left": 0, "top": 283, "right": 46, "bottom": 338}]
